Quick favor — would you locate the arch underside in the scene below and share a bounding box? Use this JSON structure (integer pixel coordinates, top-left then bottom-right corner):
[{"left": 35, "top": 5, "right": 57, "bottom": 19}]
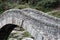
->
[
  {"left": 0, "top": 8, "right": 60, "bottom": 40},
  {"left": 0, "top": 24, "right": 18, "bottom": 40}
]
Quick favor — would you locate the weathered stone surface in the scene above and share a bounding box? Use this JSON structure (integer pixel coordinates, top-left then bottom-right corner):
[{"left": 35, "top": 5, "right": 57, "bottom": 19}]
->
[
  {"left": 0, "top": 8, "right": 60, "bottom": 40},
  {"left": 22, "top": 38, "right": 33, "bottom": 40}
]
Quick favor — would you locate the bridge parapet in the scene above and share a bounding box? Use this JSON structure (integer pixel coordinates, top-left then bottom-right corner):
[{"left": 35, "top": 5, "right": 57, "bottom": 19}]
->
[{"left": 0, "top": 8, "right": 60, "bottom": 40}]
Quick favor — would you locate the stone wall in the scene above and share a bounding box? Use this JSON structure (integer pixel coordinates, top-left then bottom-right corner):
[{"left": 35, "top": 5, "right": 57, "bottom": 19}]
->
[{"left": 0, "top": 8, "right": 60, "bottom": 40}]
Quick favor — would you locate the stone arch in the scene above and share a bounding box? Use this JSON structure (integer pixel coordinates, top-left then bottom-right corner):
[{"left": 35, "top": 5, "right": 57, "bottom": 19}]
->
[
  {"left": 0, "top": 8, "right": 60, "bottom": 40},
  {"left": 0, "top": 9, "right": 36, "bottom": 40}
]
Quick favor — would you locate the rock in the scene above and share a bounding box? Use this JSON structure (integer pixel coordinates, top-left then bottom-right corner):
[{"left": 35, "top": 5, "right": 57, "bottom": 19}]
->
[
  {"left": 22, "top": 37, "right": 33, "bottom": 40},
  {"left": 8, "top": 38, "right": 17, "bottom": 40}
]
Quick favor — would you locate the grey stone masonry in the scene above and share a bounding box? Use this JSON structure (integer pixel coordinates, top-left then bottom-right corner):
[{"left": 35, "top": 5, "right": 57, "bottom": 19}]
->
[{"left": 0, "top": 8, "right": 60, "bottom": 40}]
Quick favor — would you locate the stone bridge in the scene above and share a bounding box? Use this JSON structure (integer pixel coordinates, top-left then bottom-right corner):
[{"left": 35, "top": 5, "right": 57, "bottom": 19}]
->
[{"left": 0, "top": 8, "right": 60, "bottom": 40}]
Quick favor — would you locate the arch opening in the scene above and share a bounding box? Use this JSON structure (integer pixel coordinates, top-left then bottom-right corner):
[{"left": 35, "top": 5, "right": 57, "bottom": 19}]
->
[
  {"left": 8, "top": 24, "right": 34, "bottom": 40},
  {"left": 0, "top": 24, "right": 34, "bottom": 40},
  {"left": 0, "top": 24, "right": 18, "bottom": 40}
]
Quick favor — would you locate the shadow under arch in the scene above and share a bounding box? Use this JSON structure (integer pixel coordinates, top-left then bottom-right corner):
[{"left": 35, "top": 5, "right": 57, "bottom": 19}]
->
[{"left": 0, "top": 24, "right": 18, "bottom": 40}]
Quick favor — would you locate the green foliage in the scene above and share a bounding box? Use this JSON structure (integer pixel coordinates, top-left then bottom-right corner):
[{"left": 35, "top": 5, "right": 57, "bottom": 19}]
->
[
  {"left": 14, "top": 4, "right": 30, "bottom": 9},
  {"left": 37, "top": 0, "right": 55, "bottom": 7},
  {"left": 49, "top": 11, "right": 60, "bottom": 18},
  {"left": 0, "top": 3, "right": 9, "bottom": 14},
  {"left": 36, "top": 0, "right": 60, "bottom": 8},
  {"left": 22, "top": 32, "right": 32, "bottom": 37},
  {"left": 35, "top": 6, "right": 52, "bottom": 12},
  {"left": 0, "top": 0, "right": 60, "bottom": 14},
  {"left": 28, "top": 0, "right": 60, "bottom": 12},
  {"left": 19, "top": 27, "right": 25, "bottom": 31}
]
